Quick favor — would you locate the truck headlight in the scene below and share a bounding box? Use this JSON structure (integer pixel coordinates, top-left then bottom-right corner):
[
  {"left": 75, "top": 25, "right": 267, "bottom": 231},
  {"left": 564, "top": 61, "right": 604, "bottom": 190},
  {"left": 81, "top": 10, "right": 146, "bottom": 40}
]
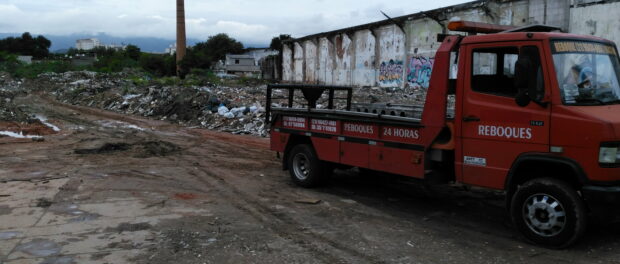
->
[{"left": 599, "top": 146, "right": 618, "bottom": 163}]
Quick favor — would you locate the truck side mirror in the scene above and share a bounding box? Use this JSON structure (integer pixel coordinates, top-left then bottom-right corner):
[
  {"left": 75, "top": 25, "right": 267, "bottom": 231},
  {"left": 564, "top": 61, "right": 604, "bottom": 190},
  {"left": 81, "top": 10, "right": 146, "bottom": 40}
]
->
[{"left": 514, "top": 46, "right": 546, "bottom": 107}]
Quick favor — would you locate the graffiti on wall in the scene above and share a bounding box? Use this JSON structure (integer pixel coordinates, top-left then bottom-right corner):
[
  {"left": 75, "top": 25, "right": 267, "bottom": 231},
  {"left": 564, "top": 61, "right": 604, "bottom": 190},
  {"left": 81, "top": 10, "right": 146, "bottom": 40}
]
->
[
  {"left": 379, "top": 59, "right": 404, "bottom": 85},
  {"left": 406, "top": 57, "right": 434, "bottom": 89}
]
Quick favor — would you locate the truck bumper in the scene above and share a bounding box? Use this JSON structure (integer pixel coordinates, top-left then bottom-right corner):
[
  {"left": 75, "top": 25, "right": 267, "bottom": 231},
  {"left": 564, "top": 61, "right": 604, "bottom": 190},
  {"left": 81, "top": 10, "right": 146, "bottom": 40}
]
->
[{"left": 582, "top": 185, "right": 620, "bottom": 222}]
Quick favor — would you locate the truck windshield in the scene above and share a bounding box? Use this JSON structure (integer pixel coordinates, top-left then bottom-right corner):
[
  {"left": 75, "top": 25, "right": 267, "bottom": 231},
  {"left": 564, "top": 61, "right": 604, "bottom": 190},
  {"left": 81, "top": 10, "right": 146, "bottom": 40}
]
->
[{"left": 552, "top": 40, "right": 620, "bottom": 105}]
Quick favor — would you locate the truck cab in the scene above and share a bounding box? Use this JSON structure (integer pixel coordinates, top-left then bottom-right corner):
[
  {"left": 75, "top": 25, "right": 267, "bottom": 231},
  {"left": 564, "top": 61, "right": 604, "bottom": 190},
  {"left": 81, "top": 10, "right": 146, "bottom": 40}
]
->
[{"left": 267, "top": 21, "right": 620, "bottom": 248}]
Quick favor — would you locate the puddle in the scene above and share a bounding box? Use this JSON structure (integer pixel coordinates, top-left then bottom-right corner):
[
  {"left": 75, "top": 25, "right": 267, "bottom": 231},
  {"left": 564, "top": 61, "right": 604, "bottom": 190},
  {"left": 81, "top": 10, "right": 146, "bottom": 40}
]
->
[
  {"left": 15, "top": 238, "right": 61, "bottom": 257},
  {"left": 0, "top": 231, "right": 22, "bottom": 240}
]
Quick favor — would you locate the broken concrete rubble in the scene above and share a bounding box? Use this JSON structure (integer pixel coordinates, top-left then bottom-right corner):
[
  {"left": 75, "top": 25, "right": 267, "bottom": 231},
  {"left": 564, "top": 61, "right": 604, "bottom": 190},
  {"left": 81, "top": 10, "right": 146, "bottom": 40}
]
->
[
  {"left": 23, "top": 71, "right": 272, "bottom": 136},
  {"left": 2, "top": 70, "right": 440, "bottom": 137}
]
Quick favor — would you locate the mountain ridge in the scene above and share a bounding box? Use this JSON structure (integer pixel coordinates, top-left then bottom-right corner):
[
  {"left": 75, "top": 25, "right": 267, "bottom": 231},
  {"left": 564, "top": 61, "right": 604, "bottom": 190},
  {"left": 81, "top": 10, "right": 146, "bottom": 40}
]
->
[{"left": 0, "top": 33, "right": 267, "bottom": 53}]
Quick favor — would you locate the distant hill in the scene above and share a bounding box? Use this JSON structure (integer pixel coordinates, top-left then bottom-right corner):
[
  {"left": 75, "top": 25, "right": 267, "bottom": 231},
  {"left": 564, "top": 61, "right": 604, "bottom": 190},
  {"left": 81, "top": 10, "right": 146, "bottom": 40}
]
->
[{"left": 0, "top": 33, "right": 266, "bottom": 53}]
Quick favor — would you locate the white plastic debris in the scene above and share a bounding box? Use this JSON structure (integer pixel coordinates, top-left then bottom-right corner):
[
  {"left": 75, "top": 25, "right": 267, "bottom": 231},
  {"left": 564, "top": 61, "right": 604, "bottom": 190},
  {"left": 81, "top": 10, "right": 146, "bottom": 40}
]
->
[
  {"left": 0, "top": 131, "right": 42, "bottom": 139},
  {"left": 35, "top": 115, "right": 61, "bottom": 132},
  {"left": 217, "top": 105, "right": 229, "bottom": 116}
]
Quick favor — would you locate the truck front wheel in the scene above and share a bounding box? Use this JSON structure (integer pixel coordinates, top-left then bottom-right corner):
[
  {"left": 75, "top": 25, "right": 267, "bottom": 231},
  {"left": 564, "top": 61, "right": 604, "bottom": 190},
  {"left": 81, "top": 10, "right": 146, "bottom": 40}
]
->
[
  {"left": 287, "top": 144, "right": 327, "bottom": 187},
  {"left": 510, "top": 178, "right": 586, "bottom": 248}
]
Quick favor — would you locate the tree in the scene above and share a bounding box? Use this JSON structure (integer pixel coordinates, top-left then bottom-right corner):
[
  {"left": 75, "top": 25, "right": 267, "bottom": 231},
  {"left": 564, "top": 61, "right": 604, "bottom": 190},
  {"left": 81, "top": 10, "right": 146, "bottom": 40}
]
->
[
  {"left": 269, "top": 34, "right": 292, "bottom": 51},
  {"left": 204, "top": 33, "right": 244, "bottom": 62},
  {"left": 179, "top": 33, "right": 244, "bottom": 75},
  {"left": 33, "top": 35, "right": 51, "bottom": 59},
  {"left": 124, "top": 45, "right": 141, "bottom": 61},
  {"left": 140, "top": 54, "right": 176, "bottom": 77},
  {"left": 0, "top": 32, "right": 51, "bottom": 59}
]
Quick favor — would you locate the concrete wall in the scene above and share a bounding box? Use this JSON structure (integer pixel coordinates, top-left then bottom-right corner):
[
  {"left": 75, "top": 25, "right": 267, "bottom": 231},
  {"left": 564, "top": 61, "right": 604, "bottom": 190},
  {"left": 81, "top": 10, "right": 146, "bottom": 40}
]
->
[
  {"left": 569, "top": 0, "right": 620, "bottom": 46},
  {"left": 282, "top": 0, "right": 620, "bottom": 88}
]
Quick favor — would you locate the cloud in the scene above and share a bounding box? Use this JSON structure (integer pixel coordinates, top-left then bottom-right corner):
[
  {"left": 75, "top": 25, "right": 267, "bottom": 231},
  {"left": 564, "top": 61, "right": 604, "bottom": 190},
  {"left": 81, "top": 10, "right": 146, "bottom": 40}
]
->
[{"left": 0, "top": 0, "right": 472, "bottom": 45}]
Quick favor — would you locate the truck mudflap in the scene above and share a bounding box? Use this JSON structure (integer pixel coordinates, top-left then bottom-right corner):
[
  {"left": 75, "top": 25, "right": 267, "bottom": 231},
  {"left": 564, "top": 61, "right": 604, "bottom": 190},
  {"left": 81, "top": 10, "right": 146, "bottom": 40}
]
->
[{"left": 582, "top": 185, "right": 620, "bottom": 222}]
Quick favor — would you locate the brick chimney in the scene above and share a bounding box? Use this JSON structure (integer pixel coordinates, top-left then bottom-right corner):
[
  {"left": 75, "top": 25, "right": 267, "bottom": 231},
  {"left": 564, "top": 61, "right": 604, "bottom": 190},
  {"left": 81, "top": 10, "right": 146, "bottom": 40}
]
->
[{"left": 176, "top": 0, "right": 187, "bottom": 76}]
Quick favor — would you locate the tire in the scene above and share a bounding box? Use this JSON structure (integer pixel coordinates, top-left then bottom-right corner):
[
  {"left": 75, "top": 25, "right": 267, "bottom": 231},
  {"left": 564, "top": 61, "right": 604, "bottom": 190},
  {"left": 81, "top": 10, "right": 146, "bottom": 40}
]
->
[
  {"left": 510, "top": 178, "right": 586, "bottom": 248},
  {"left": 287, "top": 144, "right": 328, "bottom": 187}
]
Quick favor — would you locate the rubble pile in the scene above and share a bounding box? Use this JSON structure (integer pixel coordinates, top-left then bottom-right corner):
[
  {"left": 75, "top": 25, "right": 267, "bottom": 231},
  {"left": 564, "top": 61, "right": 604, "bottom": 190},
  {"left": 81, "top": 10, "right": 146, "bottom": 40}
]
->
[
  {"left": 0, "top": 72, "right": 33, "bottom": 123},
  {"left": 28, "top": 71, "right": 269, "bottom": 136},
  {"left": 6, "top": 70, "right": 436, "bottom": 137}
]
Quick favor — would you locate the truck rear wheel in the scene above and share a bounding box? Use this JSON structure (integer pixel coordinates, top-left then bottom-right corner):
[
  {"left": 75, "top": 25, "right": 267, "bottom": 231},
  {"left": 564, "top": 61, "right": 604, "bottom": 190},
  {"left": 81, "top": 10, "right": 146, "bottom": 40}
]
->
[
  {"left": 510, "top": 178, "right": 586, "bottom": 248},
  {"left": 287, "top": 144, "right": 327, "bottom": 187}
]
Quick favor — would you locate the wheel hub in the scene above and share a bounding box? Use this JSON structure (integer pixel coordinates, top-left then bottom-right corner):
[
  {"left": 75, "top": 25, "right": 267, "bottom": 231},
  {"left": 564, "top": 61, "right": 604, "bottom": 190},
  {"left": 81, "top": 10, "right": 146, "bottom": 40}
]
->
[
  {"left": 523, "top": 194, "right": 566, "bottom": 237},
  {"left": 292, "top": 153, "right": 310, "bottom": 180}
]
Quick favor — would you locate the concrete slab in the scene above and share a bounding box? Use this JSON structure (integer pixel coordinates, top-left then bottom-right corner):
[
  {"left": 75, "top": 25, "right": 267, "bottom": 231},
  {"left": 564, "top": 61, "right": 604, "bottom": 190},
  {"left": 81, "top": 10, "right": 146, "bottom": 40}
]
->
[
  {"left": 0, "top": 238, "right": 20, "bottom": 257},
  {"left": 4, "top": 249, "right": 142, "bottom": 264},
  {"left": 25, "top": 214, "right": 183, "bottom": 237},
  {"left": 0, "top": 179, "right": 69, "bottom": 208},
  {"left": 7, "top": 230, "right": 153, "bottom": 260},
  {"left": 0, "top": 207, "right": 45, "bottom": 229}
]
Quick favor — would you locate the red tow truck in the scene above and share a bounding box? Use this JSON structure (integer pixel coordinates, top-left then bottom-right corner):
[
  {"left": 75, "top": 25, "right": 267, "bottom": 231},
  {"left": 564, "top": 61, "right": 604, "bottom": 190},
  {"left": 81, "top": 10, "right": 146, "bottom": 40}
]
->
[{"left": 267, "top": 21, "right": 620, "bottom": 248}]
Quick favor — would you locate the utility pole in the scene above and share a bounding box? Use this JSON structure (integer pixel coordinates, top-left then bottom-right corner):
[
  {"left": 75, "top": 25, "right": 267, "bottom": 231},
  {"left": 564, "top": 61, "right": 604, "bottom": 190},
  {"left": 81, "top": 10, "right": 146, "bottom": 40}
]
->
[{"left": 176, "top": 0, "right": 187, "bottom": 77}]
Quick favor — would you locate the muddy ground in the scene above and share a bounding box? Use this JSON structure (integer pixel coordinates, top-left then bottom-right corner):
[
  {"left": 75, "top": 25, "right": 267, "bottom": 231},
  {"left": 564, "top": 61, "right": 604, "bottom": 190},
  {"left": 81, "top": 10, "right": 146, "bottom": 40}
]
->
[{"left": 1, "top": 94, "right": 620, "bottom": 264}]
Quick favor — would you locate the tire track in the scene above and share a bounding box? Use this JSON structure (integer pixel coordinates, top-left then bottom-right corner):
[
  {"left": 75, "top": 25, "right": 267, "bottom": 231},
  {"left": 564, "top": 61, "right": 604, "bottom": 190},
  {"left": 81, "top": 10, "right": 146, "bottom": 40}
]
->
[{"left": 181, "top": 151, "right": 387, "bottom": 264}]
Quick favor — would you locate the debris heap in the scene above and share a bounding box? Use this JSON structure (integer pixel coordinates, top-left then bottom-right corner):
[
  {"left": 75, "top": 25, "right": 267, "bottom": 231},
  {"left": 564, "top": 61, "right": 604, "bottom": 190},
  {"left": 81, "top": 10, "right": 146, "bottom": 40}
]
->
[{"left": 8, "top": 70, "right": 436, "bottom": 137}]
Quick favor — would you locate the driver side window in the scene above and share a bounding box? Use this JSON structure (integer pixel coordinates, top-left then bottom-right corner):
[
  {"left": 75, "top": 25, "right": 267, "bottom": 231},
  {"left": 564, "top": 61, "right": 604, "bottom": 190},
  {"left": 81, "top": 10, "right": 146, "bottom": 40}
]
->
[{"left": 471, "top": 47, "right": 519, "bottom": 97}]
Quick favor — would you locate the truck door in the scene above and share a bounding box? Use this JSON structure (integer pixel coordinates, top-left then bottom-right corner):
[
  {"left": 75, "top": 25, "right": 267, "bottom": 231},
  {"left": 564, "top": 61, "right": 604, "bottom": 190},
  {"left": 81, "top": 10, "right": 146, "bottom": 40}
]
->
[{"left": 460, "top": 43, "right": 551, "bottom": 189}]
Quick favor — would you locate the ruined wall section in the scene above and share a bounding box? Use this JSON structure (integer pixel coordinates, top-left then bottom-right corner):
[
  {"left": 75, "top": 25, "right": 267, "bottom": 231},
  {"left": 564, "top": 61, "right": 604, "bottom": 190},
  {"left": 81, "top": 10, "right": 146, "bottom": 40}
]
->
[
  {"left": 334, "top": 34, "right": 353, "bottom": 85},
  {"left": 528, "top": 0, "right": 570, "bottom": 30},
  {"left": 317, "top": 38, "right": 334, "bottom": 84},
  {"left": 282, "top": 0, "right": 620, "bottom": 87},
  {"left": 376, "top": 25, "right": 406, "bottom": 88},
  {"left": 293, "top": 43, "right": 304, "bottom": 82},
  {"left": 304, "top": 40, "right": 318, "bottom": 83},
  {"left": 282, "top": 45, "right": 293, "bottom": 81},
  {"left": 353, "top": 30, "right": 376, "bottom": 87},
  {"left": 569, "top": 1, "right": 620, "bottom": 46},
  {"left": 405, "top": 19, "right": 443, "bottom": 89}
]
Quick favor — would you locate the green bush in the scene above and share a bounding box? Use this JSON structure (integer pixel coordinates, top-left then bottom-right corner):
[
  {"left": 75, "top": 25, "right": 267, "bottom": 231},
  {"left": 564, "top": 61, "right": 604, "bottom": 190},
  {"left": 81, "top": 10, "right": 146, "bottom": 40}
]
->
[
  {"left": 5, "top": 60, "right": 74, "bottom": 79},
  {"left": 139, "top": 54, "right": 176, "bottom": 77}
]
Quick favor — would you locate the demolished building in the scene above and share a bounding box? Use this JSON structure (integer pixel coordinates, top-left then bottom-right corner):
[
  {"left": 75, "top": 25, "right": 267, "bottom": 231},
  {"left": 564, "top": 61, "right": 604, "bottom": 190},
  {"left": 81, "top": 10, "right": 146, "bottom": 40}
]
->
[{"left": 282, "top": 0, "right": 620, "bottom": 88}]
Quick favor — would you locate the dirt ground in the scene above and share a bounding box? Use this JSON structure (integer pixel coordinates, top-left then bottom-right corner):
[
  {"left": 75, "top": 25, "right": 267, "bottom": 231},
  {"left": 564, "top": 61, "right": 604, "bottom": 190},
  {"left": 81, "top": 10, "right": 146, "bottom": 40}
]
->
[{"left": 1, "top": 94, "right": 620, "bottom": 264}]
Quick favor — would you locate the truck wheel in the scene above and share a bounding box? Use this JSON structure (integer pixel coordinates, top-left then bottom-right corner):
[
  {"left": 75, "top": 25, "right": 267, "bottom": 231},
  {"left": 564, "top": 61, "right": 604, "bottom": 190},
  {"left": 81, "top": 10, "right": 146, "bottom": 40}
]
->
[
  {"left": 287, "top": 144, "right": 326, "bottom": 187},
  {"left": 510, "top": 178, "right": 586, "bottom": 248}
]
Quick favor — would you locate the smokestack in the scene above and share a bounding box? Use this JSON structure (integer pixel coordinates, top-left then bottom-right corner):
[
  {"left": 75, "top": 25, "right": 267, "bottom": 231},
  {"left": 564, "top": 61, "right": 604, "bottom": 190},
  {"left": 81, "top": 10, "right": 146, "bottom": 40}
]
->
[{"left": 176, "top": 0, "right": 187, "bottom": 76}]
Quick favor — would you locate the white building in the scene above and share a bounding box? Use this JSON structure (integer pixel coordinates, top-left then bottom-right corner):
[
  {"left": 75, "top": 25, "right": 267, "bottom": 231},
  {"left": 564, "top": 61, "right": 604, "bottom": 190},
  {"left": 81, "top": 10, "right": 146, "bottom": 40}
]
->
[
  {"left": 165, "top": 43, "right": 177, "bottom": 55},
  {"left": 243, "top": 48, "right": 279, "bottom": 66},
  {"left": 76, "top": 38, "right": 101, "bottom": 50}
]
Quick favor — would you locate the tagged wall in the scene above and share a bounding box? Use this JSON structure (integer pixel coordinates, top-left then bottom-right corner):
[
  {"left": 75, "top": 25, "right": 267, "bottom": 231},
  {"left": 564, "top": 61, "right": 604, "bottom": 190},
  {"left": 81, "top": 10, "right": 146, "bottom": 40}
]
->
[{"left": 282, "top": 0, "right": 620, "bottom": 88}]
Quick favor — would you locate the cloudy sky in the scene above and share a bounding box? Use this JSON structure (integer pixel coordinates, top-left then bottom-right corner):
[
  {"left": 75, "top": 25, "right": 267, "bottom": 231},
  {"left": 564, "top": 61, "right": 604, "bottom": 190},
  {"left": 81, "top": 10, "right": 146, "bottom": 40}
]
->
[{"left": 0, "top": 0, "right": 471, "bottom": 45}]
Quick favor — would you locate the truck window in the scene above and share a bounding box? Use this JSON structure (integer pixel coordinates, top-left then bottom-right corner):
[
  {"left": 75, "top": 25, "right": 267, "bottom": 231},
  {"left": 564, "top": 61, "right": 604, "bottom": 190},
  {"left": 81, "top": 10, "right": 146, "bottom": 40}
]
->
[{"left": 471, "top": 47, "right": 519, "bottom": 97}]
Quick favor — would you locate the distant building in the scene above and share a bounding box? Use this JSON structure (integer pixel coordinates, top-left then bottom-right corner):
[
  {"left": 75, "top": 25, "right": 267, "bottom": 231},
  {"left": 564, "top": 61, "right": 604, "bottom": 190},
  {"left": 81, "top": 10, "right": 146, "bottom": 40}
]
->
[
  {"left": 165, "top": 43, "right": 177, "bottom": 55},
  {"left": 76, "top": 38, "right": 101, "bottom": 50},
  {"left": 104, "top": 43, "right": 127, "bottom": 51},
  {"left": 243, "top": 48, "right": 278, "bottom": 66},
  {"left": 223, "top": 54, "right": 261, "bottom": 77},
  {"left": 76, "top": 38, "right": 127, "bottom": 51}
]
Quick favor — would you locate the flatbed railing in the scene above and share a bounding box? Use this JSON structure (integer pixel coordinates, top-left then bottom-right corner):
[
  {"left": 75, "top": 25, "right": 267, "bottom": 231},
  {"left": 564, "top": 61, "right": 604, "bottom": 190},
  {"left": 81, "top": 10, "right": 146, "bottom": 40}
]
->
[{"left": 265, "top": 84, "right": 353, "bottom": 123}]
